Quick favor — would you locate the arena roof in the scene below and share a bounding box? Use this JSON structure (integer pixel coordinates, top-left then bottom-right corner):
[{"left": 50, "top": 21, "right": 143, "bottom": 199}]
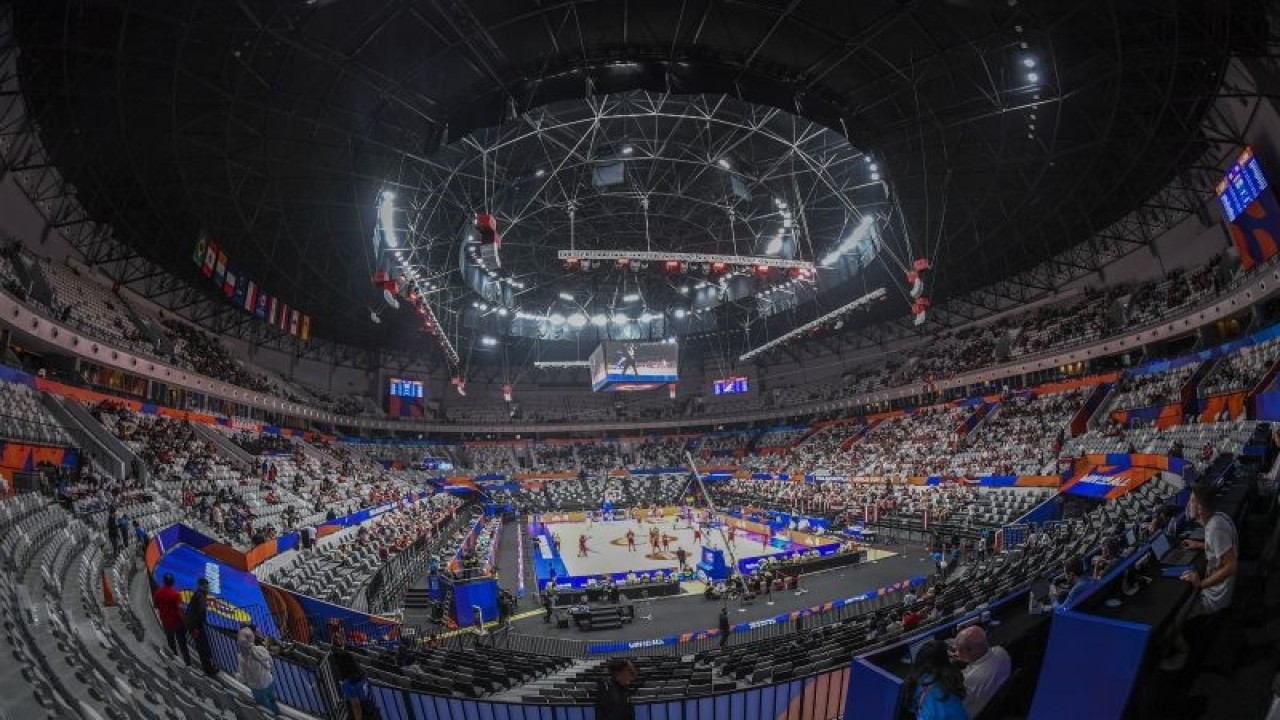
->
[{"left": 9, "top": 0, "right": 1255, "bottom": 371}]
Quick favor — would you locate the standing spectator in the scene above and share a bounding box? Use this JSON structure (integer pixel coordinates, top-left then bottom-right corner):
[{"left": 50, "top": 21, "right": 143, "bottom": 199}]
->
[
  {"left": 594, "top": 658, "right": 637, "bottom": 720},
  {"left": 1163, "top": 483, "right": 1238, "bottom": 671},
  {"left": 901, "top": 639, "right": 968, "bottom": 719},
  {"left": 955, "top": 626, "right": 1011, "bottom": 718},
  {"left": 106, "top": 509, "right": 120, "bottom": 554},
  {"left": 237, "top": 624, "right": 280, "bottom": 717},
  {"left": 186, "top": 578, "right": 218, "bottom": 676},
  {"left": 718, "top": 606, "right": 731, "bottom": 649},
  {"left": 133, "top": 520, "right": 148, "bottom": 556},
  {"left": 117, "top": 513, "right": 131, "bottom": 548},
  {"left": 331, "top": 646, "right": 375, "bottom": 720},
  {"left": 152, "top": 573, "right": 190, "bottom": 666}
]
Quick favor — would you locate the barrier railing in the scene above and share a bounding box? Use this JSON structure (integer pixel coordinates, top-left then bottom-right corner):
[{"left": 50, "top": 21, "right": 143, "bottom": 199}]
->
[{"left": 364, "top": 664, "right": 852, "bottom": 720}]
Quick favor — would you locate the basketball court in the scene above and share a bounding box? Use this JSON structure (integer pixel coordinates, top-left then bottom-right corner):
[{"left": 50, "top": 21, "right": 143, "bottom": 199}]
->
[{"left": 534, "top": 514, "right": 792, "bottom": 579}]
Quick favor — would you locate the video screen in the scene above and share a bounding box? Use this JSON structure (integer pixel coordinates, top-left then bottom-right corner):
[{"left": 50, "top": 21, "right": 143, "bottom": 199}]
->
[
  {"left": 713, "top": 376, "right": 750, "bottom": 395},
  {"left": 389, "top": 378, "right": 424, "bottom": 398},
  {"left": 590, "top": 341, "right": 679, "bottom": 392},
  {"left": 1217, "top": 146, "right": 1269, "bottom": 223},
  {"left": 388, "top": 377, "right": 426, "bottom": 417},
  {"left": 1218, "top": 146, "right": 1280, "bottom": 270}
]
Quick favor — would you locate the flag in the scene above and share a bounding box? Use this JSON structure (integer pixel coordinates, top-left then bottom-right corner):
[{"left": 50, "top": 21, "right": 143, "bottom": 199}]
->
[
  {"left": 255, "top": 292, "right": 268, "bottom": 319},
  {"left": 192, "top": 236, "right": 207, "bottom": 267},
  {"left": 214, "top": 250, "right": 227, "bottom": 282},
  {"left": 202, "top": 240, "right": 218, "bottom": 277},
  {"left": 278, "top": 302, "right": 290, "bottom": 331},
  {"left": 299, "top": 314, "right": 311, "bottom": 341},
  {"left": 289, "top": 309, "right": 300, "bottom": 336},
  {"left": 267, "top": 297, "right": 279, "bottom": 324},
  {"left": 244, "top": 281, "right": 257, "bottom": 313},
  {"left": 223, "top": 263, "right": 238, "bottom": 297},
  {"left": 233, "top": 273, "right": 248, "bottom": 305}
]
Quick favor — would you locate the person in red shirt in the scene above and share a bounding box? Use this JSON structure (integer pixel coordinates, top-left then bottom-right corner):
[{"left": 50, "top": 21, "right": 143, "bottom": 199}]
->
[{"left": 152, "top": 573, "right": 191, "bottom": 666}]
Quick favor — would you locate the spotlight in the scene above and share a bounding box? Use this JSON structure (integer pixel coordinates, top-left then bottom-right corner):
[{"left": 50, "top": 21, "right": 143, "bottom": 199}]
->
[
  {"left": 717, "top": 158, "right": 731, "bottom": 169},
  {"left": 621, "top": 145, "right": 634, "bottom": 155},
  {"left": 497, "top": 307, "right": 509, "bottom": 317},
  {"left": 674, "top": 308, "right": 687, "bottom": 319},
  {"left": 380, "top": 190, "right": 395, "bottom": 201},
  {"left": 623, "top": 293, "right": 641, "bottom": 302},
  {"left": 869, "top": 163, "right": 878, "bottom": 172},
  {"left": 558, "top": 292, "right": 575, "bottom": 301},
  {"left": 611, "top": 315, "right": 628, "bottom": 325},
  {"left": 1027, "top": 72, "right": 1039, "bottom": 83},
  {"left": 1023, "top": 57, "right": 1036, "bottom": 68},
  {"left": 534, "top": 169, "right": 546, "bottom": 178},
  {"left": 568, "top": 313, "right": 588, "bottom": 328},
  {"left": 590, "top": 314, "right": 608, "bottom": 327},
  {"left": 480, "top": 336, "right": 498, "bottom": 346},
  {"left": 549, "top": 313, "right": 566, "bottom": 326}
]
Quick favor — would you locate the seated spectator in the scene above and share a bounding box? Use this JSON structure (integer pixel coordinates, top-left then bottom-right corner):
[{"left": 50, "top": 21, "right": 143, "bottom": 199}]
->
[
  {"left": 901, "top": 638, "right": 968, "bottom": 719},
  {"left": 955, "top": 626, "right": 1011, "bottom": 718},
  {"left": 1162, "top": 482, "right": 1238, "bottom": 671},
  {"left": 1051, "top": 555, "right": 1092, "bottom": 611}
]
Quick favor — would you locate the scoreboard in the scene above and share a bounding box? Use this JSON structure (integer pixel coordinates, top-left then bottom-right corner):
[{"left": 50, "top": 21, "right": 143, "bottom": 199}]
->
[
  {"left": 389, "top": 378, "right": 424, "bottom": 398},
  {"left": 1216, "top": 146, "right": 1269, "bottom": 223}
]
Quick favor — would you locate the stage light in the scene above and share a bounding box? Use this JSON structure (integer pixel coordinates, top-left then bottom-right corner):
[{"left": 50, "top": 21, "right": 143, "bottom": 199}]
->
[
  {"left": 549, "top": 313, "right": 566, "bottom": 325},
  {"left": 534, "top": 169, "right": 546, "bottom": 178},
  {"left": 611, "top": 315, "right": 628, "bottom": 325},
  {"left": 471, "top": 301, "right": 480, "bottom": 308},
  {"left": 621, "top": 145, "right": 634, "bottom": 155},
  {"left": 717, "top": 158, "right": 731, "bottom": 169},
  {"left": 497, "top": 307, "right": 509, "bottom": 317},
  {"left": 766, "top": 234, "right": 783, "bottom": 254},
  {"left": 1027, "top": 72, "right": 1039, "bottom": 83},
  {"left": 480, "top": 336, "right": 498, "bottom": 346},
  {"left": 869, "top": 163, "right": 878, "bottom": 172},
  {"left": 590, "top": 314, "right": 608, "bottom": 326},
  {"left": 568, "top": 313, "right": 588, "bottom": 328},
  {"left": 623, "top": 292, "right": 640, "bottom": 302},
  {"left": 381, "top": 190, "right": 395, "bottom": 201},
  {"left": 871, "top": 172, "right": 880, "bottom": 181},
  {"left": 639, "top": 311, "right": 655, "bottom": 322},
  {"left": 679, "top": 286, "right": 690, "bottom": 295},
  {"left": 674, "top": 308, "right": 687, "bottom": 319},
  {"left": 558, "top": 291, "right": 575, "bottom": 301},
  {"left": 1023, "top": 57, "right": 1036, "bottom": 68}
]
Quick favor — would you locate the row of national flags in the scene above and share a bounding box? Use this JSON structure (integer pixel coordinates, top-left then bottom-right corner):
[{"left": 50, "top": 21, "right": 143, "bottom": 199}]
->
[{"left": 192, "top": 235, "right": 311, "bottom": 341}]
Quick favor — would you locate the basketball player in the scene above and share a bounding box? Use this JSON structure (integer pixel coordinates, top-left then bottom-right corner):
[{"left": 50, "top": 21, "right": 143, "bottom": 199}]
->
[
  {"left": 626, "top": 529, "right": 636, "bottom": 552},
  {"left": 615, "top": 343, "right": 641, "bottom": 377},
  {"left": 727, "top": 526, "right": 737, "bottom": 549},
  {"left": 661, "top": 533, "right": 671, "bottom": 554},
  {"left": 650, "top": 528, "right": 660, "bottom": 555},
  {"left": 693, "top": 525, "right": 703, "bottom": 545},
  {"left": 578, "top": 534, "right": 589, "bottom": 558}
]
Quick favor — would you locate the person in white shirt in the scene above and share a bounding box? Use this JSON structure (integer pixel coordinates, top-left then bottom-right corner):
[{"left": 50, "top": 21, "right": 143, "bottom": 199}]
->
[{"left": 955, "top": 626, "right": 1011, "bottom": 718}]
